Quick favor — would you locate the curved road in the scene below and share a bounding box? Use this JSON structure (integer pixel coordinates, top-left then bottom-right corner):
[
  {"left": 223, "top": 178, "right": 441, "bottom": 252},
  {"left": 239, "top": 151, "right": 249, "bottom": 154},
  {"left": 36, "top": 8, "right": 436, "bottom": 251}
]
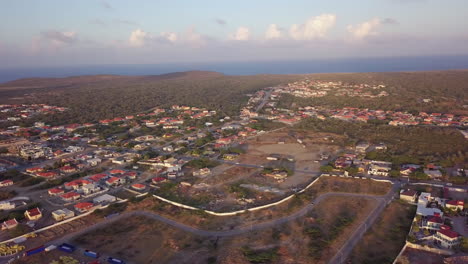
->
[{"left": 46, "top": 192, "right": 387, "bottom": 247}]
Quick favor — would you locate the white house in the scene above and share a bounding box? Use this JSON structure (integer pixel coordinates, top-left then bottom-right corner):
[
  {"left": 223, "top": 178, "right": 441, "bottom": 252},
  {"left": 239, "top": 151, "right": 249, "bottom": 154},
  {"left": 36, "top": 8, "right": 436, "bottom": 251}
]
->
[
  {"left": 52, "top": 208, "right": 75, "bottom": 221},
  {"left": 434, "top": 229, "right": 461, "bottom": 249}
]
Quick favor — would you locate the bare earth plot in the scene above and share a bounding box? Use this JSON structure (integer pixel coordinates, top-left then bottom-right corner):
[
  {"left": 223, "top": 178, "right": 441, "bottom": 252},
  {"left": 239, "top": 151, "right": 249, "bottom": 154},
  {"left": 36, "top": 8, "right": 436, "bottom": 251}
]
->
[
  {"left": 212, "top": 196, "right": 379, "bottom": 264},
  {"left": 348, "top": 201, "right": 416, "bottom": 264},
  {"left": 238, "top": 130, "right": 342, "bottom": 189}
]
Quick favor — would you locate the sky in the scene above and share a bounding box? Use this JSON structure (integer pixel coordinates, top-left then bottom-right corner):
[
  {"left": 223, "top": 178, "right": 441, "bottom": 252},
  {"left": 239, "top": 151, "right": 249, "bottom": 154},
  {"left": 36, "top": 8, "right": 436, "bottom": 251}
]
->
[{"left": 1, "top": 0, "right": 468, "bottom": 68}]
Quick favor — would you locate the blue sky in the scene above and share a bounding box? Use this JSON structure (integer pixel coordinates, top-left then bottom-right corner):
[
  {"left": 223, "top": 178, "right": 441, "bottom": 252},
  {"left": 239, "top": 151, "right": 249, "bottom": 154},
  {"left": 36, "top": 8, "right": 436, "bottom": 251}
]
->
[{"left": 1, "top": 0, "right": 468, "bottom": 67}]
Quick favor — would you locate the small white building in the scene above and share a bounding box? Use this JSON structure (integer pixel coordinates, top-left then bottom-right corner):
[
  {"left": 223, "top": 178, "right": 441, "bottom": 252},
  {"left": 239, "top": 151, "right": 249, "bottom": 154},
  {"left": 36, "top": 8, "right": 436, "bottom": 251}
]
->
[
  {"left": 433, "top": 229, "right": 461, "bottom": 249},
  {"left": 93, "top": 194, "right": 117, "bottom": 204},
  {"left": 0, "top": 201, "right": 15, "bottom": 210},
  {"left": 52, "top": 208, "right": 75, "bottom": 221}
]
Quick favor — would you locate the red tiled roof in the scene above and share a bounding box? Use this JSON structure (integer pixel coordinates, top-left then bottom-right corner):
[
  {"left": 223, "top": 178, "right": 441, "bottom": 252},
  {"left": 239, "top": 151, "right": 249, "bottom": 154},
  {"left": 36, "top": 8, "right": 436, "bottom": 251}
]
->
[
  {"left": 74, "top": 202, "right": 93, "bottom": 209},
  {"left": 428, "top": 216, "right": 443, "bottom": 224},
  {"left": 401, "top": 190, "right": 417, "bottom": 197},
  {"left": 132, "top": 183, "right": 145, "bottom": 189},
  {"left": 109, "top": 169, "right": 125, "bottom": 175},
  {"left": 61, "top": 192, "right": 80, "bottom": 199},
  {"left": 26, "top": 208, "right": 41, "bottom": 217},
  {"left": 152, "top": 177, "right": 166, "bottom": 183},
  {"left": 437, "top": 229, "right": 460, "bottom": 239},
  {"left": 446, "top": 200, "right": 464, "bottom": 206},
  {"left": 48, "top": 188, "right": 64, "bottom": 194},
  {"left": 89, "top": 173, "right": 107, "bottom": 182}
]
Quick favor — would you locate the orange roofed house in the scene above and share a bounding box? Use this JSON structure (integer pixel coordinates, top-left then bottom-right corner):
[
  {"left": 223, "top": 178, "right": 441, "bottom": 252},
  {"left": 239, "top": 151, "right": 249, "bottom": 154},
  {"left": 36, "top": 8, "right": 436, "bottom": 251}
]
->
[
  {"left": 25, "top": 207, "right": 42, "bottom": 221},
  {"left": 1, "top": 218, "right": 18, "bottom": 230},
  {"left": 74, "top": 202, "right": 94, "bottom": 213}
]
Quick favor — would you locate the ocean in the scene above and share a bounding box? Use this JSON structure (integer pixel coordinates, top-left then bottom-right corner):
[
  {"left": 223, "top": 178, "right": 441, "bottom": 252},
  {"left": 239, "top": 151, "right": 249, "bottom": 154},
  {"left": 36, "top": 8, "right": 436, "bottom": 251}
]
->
[{"left": 1, "top": 55, "right": 468, "bottom": 83}]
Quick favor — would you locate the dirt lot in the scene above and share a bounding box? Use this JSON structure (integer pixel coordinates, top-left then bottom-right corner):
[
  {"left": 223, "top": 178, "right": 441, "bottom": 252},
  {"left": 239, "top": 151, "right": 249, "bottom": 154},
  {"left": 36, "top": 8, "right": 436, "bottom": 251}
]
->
[
  {"left": 214, "top": 196, "right": 378, "bottom": 264},
  {"left": 348, "top": 201, "right": 416, "bottom": 264},
  {"left": 238, "top": 130, "right": 342, "bottom": 189},
  {"left": 396, "top": 247, "right": 445, "bottom": 264}
]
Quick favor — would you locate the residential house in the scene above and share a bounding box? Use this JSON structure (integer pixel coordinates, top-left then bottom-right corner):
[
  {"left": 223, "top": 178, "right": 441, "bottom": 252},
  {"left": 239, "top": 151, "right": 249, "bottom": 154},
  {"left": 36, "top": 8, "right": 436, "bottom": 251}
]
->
[
  {"left": 74, "top": 202, "right": 94, "bottom": 213},
  {"left": 105, "top": 176, "right": 125, "bottom": 187},
  {"left": 0, "top": 201, "right": 15, "bottom": 210},
  {"left": 151, "top": 177, "right": 167, "bottom": 184},
  {"left": 367, "top": 161, "right": 392, "bottom": 176},
  {"left": 131, "top": 183, "right": 146, "bottom": 191},
  {"left": 48, "top": 188, "right": 64, "bottom": 196},
  {"left": 1, "top": 218, "right": 18, "bottom": 230},
  {"left": 445, "top": 200, "right": 464, "bottom": 211},
  {"left": 416, "top": 192, "right": 443, "bottom": 217},
  {"left": 52, "top": 209, "right": 75, "bottom": 221},
  {"left": 400, "top": 189, "right": 418, "bottom": 203},
  {"left": 0, "top": 179, "right": 13, "bottom": 187},
  {"left": 93, "top": 194, "right": 116, "bottom": 204},
  {"left": 193, "top": 168, "right": 211, "bottom": 177},
  {"left": 434, "top": 229, "right": 461, "bottom": 249},
  {"left": 60, "top": 192, "right": 81, "bottom": 202},
  {"left": 423, "top": 215, "right": 444, "bottom": 231},
  {"left": 24, "top": 207, "right": 42, "bottom": 221}
]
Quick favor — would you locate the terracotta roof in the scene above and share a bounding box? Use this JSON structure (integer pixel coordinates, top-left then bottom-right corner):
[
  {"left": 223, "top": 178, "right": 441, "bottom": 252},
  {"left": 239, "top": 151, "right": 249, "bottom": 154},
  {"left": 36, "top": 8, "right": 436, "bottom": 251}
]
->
[
  {"left": 74, "top": 202, "right": 93, "bottom": 209},
  {"left": 437, "top": 229, "right": 460, "bottom": 239},
  {"left": 26, "top": 207, "right": 41, "bottom": 217},
  {"left": 428, "top": 216, "right": 443, "bottom": 224},
  {"left": 401, "top": 190, "right": 417, "bottom": 196}
]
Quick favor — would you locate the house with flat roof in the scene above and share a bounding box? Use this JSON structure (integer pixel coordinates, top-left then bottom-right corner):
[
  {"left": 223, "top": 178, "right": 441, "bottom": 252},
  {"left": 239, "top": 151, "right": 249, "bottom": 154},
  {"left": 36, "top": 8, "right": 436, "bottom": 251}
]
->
[
  {"left": 400, "top": 189, "right": 418, "bottom": 203},
  {"left": 416, "top": 192, "right": 443, "bottom": 217},
  {"left": 52, "top": 208, "right": 75, "bottom": 221}
]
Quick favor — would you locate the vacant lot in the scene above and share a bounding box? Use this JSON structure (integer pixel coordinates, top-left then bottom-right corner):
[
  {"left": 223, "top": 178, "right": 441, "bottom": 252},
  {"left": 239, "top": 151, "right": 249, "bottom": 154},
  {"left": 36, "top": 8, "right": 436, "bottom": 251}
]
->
[
  {"left": 349, "top": 201, "right": 416, "bottom": 264},
  {"left": 396, "top": 247, "right": 445, "bottom": 264},
  {"left": 216, "top": 196, "right": 378, "bottom": 264},
  {"left": 71, "top": 215, "right": 215, "bottom": 264},
  {"left": 238, "top": 130, "right": 342, "bottom": 188}
]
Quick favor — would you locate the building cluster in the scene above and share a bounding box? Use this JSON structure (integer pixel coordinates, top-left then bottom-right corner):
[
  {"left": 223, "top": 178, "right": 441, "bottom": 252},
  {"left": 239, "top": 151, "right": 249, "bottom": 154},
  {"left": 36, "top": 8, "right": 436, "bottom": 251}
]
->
[
  {"left": 400, "top": 190, "right": 465, "bottom": 250},
  {"left": 277, "top": 80, "right": 388, "bottom": 98},
  {"left": 242, "top": 86, "right": 468, "bottom": 129},
  {"left": 0, "top": 104, "right": 67, "bottom": 122}
]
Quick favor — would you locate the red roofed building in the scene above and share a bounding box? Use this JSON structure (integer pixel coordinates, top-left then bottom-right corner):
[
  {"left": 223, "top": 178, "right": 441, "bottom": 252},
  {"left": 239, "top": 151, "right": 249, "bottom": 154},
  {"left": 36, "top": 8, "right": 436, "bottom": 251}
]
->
[
  {"left": 1, "top": 218, "right": 18, "bottom": 230},
  {"left": 36, "top": 171, "right": 58, "bottom": 178},
  {"left": 445, "top": 200, "right": 464, "bottom": 211},
  {"left": 26, "top": 167, "right": 43, "bottom": 174},
  {"left": 74, "top": 202, "right": 94, "bottom": 213},
  {"left": 425, "top": 216, "right": 443, "bottom": 231},
  {"left": 105, "top": 176, "right": 125, "bottom": 186},
  {"left": 109, "top": 169, "right": 125, "bottom": 175},
  {"left": 48, "top": 188, "right": 65, "bottom": 196},
  {"left": 0, "top": 180, "right": 13, "bottom": 187},
  {"left": 88, "top": 173, "right": 107, "bottom": 182},
  {"left": 400, "top": 189, "right": 418, "bottom": 203},
  {"left": 124, "top": 171, "right": 137, "bottom": 179},
  {"left": 59, "top": 165, "right": 76, "bottom": 174},
  {"left": 151, "top": 177, "right": 167, "bottom": 184},
  {"left": 25, "top": 207, "right": 42, "bottom": 221},
  {"left": 132, "top": 183, "right": 146, "bottom": 191},
  {"left": 434, "top": 229, "right": 461, "bottom": 249},
  {"left": 60, "top": 192, "right": 81, "bottom": 202}
]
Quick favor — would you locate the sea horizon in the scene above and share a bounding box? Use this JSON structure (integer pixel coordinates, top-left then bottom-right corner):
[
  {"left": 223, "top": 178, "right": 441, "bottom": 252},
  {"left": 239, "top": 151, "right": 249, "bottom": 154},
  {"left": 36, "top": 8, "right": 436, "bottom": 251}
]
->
[{"left": 1, "top": 54, "right": 468, "bottom": 83}]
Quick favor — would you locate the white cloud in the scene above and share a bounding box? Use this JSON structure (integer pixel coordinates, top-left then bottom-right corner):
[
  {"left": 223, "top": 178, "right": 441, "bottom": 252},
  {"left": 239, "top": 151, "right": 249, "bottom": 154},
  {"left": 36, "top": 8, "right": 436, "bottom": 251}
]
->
[
  {"left": 347, "top": 18, "right": 382, "bottom": 40},
  {"left": 129, "top": 29, "right": 149, "bottom": 47},
  {"left": 265, "top": 24, "right": 282, "bottom": 40},
  {"left": 289, "top": 14, "right": 336, "bottom": 40},
  {"left": 161, "top": 32, "right": 177, "bottom": 43},
  {"left": 230, "top": 27, "right": 250, "bottom": 41}
]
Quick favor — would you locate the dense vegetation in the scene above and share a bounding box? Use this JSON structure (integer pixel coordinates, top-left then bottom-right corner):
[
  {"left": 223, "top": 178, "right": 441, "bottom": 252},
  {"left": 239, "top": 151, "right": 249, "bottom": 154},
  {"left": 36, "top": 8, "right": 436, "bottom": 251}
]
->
[
  {"left": 288, "top": 70, "right": 468, "bottom": 114},
  {"left": 296, "top": 118, "right": 467, "bottom": 165},
  {"left": 0, "top": 71, "right": 299, "bottom": 126}
]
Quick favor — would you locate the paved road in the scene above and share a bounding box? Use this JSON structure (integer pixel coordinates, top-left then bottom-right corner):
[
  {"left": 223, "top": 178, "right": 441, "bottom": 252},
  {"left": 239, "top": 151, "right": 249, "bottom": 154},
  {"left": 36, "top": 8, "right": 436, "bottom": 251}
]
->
[
  {"left": 255, "top": 89, "right": 273, "bottom": 113},
  {"left": 327, "top": 182, "right": 400, "bottom": 264}
]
